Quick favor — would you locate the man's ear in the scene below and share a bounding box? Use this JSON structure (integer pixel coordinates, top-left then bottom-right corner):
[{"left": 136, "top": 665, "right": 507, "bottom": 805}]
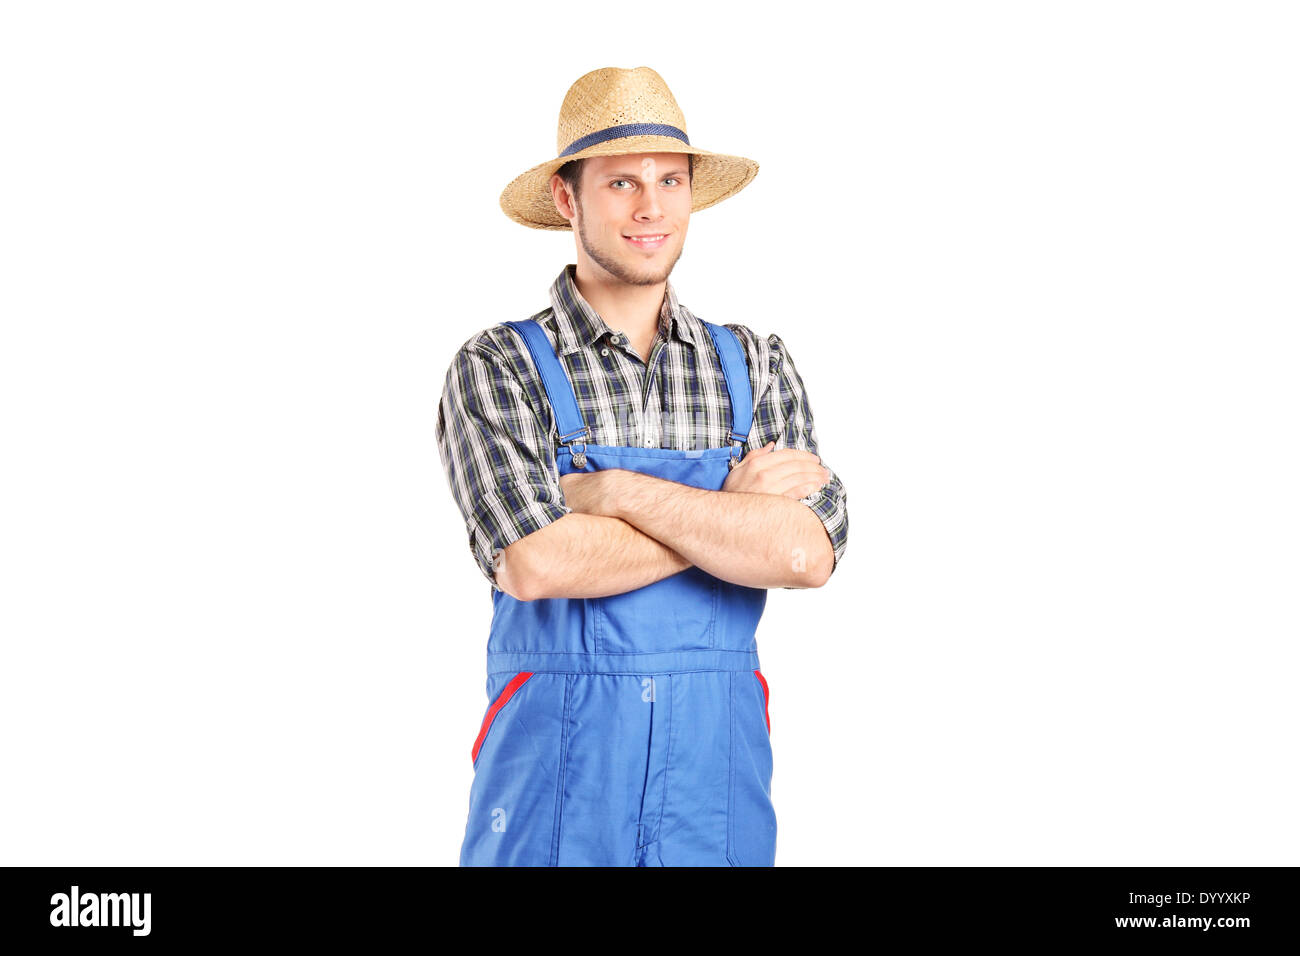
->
[{"left": 550, "top": 173, "right": 576, "bottom": 225}]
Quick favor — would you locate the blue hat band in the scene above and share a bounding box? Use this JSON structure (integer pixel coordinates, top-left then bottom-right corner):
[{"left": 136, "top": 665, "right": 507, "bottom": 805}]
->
[{"left": 559, "top": 123, "right": 690, "bottom": 158}]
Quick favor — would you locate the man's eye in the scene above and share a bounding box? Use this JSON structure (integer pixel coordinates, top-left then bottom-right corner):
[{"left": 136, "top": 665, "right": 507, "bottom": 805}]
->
[
  {"left": 663, "top": 177, "right": 679, "bottom": 186},
  {"left": 611, "top": 179, "right": 632, "bottom": 189}
]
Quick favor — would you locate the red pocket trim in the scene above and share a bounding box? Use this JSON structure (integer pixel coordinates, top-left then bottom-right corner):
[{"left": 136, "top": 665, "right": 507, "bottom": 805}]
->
[
  {"left": 471, "top": 671, "right": 533, "bottom": 763},
  {"left": 754, "top": 669, "right": 770, "bottom": 734}
]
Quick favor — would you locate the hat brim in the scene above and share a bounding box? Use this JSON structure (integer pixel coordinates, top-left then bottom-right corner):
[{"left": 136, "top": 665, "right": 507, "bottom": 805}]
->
[{"left": 499, "top": 134, "right": 759, "bottom": 231}]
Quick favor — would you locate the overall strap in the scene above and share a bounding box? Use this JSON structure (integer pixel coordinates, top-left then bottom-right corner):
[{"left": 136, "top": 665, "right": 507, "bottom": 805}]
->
[
  {"left": 500, "top": 319, "right": 589, "bottom": 446},
  {"left": 502, "top": 316, "right": 752, "bottom": 462},
  {"left": 701, "top": 321, "right": 754, "bottom": 458}
]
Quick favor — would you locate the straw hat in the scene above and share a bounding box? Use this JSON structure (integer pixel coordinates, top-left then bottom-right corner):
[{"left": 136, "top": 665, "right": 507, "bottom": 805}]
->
[{"left": 499, "top": 66, "right": 760, "bottom": 231}]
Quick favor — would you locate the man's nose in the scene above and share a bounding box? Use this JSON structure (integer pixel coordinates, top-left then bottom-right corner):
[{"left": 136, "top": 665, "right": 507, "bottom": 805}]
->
[{"left": 635, "top": 181, "right": 663, "bottom": 219}]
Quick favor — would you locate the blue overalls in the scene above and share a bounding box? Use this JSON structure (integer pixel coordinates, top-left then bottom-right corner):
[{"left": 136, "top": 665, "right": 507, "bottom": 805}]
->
[{"left": 459, "top": 316, "right": 775, "bottom": 867}]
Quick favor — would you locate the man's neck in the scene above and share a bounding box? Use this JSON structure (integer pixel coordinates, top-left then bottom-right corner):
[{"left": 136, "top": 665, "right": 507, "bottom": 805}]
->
[{"left": 572, "top": 261, "right": 666, "bottom": 361}]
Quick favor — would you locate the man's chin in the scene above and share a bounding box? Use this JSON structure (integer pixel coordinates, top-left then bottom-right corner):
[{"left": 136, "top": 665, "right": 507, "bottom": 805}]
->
[
  {"left": 619, "top": 247, "right": 681, "bottom": 284},
  {"left": 622, "top": 263, "right": 673, "bottom": 286}
]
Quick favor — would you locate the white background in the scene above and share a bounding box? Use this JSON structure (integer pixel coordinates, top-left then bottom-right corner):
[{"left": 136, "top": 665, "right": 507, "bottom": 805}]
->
[{"left": 2, "top": 1, "right": 1296, "bottom": 866}]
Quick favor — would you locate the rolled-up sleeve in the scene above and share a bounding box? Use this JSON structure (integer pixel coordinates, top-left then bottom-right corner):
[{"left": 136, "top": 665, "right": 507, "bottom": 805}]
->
[
  {"left": 751, "top": 332, "right": 849, "bottom": 584},
  {"left": 435, "top": 340, "right": 570, "bottom": 590}
]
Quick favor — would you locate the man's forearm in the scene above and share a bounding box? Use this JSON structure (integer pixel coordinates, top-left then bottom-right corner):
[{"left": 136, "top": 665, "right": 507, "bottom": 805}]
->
[
  {"left": 497, "top": 511, "right": 691, "bottom": 601},
  {"left": 609, "top": 471, "right": 833, "bottom": 589}
]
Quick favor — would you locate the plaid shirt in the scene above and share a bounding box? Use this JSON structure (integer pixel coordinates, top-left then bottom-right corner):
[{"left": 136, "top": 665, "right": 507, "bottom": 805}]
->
[{"left": 436, "top": 263, "right": 849, "bottom": 592}]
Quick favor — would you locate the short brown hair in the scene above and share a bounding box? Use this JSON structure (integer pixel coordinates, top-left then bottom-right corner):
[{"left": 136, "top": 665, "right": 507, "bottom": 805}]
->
[{"left": 557, "top": 153, "right": 695, "bottom": 204}]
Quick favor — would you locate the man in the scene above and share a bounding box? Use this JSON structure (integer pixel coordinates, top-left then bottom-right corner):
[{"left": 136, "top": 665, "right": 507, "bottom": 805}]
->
[{"left": 436, "top": 66, "right": 848, "bottom": 866}]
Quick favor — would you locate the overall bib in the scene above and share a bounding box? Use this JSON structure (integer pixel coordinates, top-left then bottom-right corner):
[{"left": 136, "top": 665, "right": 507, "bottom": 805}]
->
[{"left": 459, "top": 316, "right": 775, "bottom": 867}]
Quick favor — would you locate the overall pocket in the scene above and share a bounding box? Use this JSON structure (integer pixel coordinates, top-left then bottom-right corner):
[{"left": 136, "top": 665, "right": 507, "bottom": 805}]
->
[
  {"left": 755, "top": 669, "right": 771, "bottom": 734},
  {"left": 471, "top": 671, "right": 533, "bottom": 766},
  {"left": 727, "top": 668, "right": 777, "bottom": 866},
  {"left": 594, "top": 565, "right": 719, "bottom": 654}
]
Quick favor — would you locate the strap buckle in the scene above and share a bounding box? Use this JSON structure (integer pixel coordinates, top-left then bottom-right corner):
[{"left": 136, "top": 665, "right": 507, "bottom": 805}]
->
[{"left": 558, "top": 427, "right": 589, "bottom": 469}]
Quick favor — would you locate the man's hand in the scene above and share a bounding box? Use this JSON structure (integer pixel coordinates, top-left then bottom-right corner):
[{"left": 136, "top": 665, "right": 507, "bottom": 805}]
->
[
  {"left": 723, "top": 441, "right": 830, "bottom": 499},
  {"left": 559, "top": 469, "right": 618, "bottom": 516}
]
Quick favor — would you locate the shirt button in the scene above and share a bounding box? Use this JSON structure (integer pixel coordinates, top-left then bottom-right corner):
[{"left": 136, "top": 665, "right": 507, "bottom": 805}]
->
[
  {"left": 645, "top": 438, "right": 655, "bottom": 447},
  {"left": 600, "top": 347, "right": 610, "bottom": 356}
]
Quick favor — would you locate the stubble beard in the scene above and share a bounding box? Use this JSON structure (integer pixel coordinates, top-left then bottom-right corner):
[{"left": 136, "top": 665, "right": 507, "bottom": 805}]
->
[{"left": 574, "top": 200, "right": 683, "bottom": 287}]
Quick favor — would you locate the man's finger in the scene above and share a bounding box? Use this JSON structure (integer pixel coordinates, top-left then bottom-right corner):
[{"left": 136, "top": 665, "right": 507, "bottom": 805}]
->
[
  {"left": 745, "top": 448, "right": 823, "bottom": 471},
  {"left": 759, "top": 457, "right": 827, "bottom": 479},
  {"left": 778, "top": 478, "right": 827, "bottom": 498},
  {"left": 759, "top": 468, "right": 832, "bottom": 496}
]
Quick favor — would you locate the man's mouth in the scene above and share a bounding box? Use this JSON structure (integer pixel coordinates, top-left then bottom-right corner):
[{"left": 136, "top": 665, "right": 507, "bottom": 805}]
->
[{"left": 623, "top": 233, "right": 669, "bottom": 250}]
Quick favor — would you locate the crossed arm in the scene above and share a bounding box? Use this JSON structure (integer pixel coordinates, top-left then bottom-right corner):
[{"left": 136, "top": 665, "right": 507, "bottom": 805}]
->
[
  {"left": 438, "top": 330, "right": 847, "bottom": 601},
  {"left": 494, "top": 506, "right": 691, "bottom": 602},
  {"left": 496, "top": 446, "right": 835, "bottom": 600}
]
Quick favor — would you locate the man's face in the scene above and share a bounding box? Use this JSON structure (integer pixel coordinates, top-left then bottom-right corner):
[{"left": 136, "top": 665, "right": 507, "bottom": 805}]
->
[{"left": 558, "top": 152, "right": 692, "bottom": 287}]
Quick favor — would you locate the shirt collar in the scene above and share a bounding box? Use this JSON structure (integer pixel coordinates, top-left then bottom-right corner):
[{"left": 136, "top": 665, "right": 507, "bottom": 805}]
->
[{"left": 547, "top": 263, "right": 703, "bottom": 356}]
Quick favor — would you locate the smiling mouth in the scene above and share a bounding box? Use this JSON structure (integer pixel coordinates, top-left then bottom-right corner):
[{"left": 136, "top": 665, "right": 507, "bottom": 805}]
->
[{"left": 624, "top": 233, "right": 669, "bottom": 249}]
